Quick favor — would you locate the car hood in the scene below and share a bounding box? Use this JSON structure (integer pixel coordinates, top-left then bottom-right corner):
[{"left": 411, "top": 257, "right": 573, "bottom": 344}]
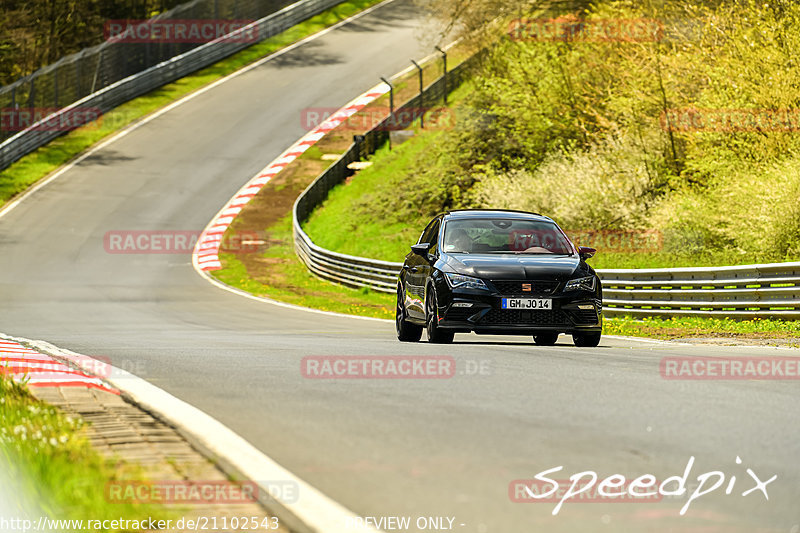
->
[{"left": 442, "top": 253, "right": 580, "bottom": 280}]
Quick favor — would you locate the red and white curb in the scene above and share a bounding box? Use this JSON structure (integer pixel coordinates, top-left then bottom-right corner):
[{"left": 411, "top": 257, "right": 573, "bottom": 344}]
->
[
  {"left": 193, "top": 85, "right": 389, "bottom": 271},
  {"left": 0, "top": 339, "right": 118, "bottom": 394}
]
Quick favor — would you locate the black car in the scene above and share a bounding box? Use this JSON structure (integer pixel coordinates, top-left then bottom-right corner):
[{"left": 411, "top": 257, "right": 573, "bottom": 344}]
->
[{"left": 396, "top": 209, "right": 602, "bottom": 347}]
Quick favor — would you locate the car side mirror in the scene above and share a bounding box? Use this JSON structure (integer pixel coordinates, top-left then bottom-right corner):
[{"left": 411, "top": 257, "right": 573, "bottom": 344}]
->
[
  {"left": 411, "top": 243, "right": 432, "bottom": 256},
  {"left": 578, "top": 246, "right": 596, "bottom": 260}
]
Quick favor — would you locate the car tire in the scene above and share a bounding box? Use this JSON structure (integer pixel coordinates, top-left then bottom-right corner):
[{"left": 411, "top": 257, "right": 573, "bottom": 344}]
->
[
  {"left": 396, "top": 286, "right": 422, "bottom": 342},
  {"left": 426, "top": 286, "right": 454, "bottom": 344},
  {"left": 572, "top": 332, "right": 602, "bottom": 347},
  {"left": 533, "top": 332, "right": 559, "bottom": 346}
]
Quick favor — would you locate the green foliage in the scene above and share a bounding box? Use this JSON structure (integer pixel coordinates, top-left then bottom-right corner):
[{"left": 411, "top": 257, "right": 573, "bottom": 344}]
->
[
  {"left": 0, "top": 374, "right": 171, "bottom": 528},
  {"left": 308, "top": 0, "right": 800, "bottom": 266}
]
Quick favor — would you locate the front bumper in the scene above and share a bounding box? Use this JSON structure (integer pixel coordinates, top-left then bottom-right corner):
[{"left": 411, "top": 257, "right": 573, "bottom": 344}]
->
[{"left": 435, "top": 282, "right": 602, "bottom": 334}]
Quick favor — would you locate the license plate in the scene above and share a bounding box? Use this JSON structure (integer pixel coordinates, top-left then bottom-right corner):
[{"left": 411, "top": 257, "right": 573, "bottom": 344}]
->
[{"left": 501, "top": 298, "right": 552, "bottom": 310}]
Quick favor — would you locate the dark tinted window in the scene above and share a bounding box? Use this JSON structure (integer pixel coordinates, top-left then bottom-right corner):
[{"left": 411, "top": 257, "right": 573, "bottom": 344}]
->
[{"left": 419, "top": 218, "right": 440, "bottom": 245}]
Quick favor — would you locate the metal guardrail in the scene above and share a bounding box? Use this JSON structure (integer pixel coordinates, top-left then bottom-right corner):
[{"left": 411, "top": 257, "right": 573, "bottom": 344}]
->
[
  {"left": 0, "top": 0, "right": 344, "bottom": 171},
  {"left": 291, "top": 57, "right": 800, "bottom": 319},
  {"left": 599, "top": 263, "right": 800, "bottom": 318}
]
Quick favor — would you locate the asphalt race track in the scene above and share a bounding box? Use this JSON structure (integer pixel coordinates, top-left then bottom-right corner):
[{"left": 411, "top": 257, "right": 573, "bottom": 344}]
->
[{"left": 1, "top": 1, "right": 798, "bottom": 531}]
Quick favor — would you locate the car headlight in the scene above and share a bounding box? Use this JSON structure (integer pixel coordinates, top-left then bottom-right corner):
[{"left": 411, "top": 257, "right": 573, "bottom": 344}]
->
[
  {"left": 445, "top": 273, "right": 489, "bottom": 290},
  {"left": 564, "top": 276, "right": 596, "bottom": 292}
]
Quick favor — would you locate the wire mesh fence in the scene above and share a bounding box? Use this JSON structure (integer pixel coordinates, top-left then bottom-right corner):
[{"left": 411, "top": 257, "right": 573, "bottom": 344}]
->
[{"left": 0, "top": 0, "right": 343, "bottom": 170}]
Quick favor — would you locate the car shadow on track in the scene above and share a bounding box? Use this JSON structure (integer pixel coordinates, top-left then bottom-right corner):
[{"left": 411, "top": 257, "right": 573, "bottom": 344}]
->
[{"left": 445, "top": 340, "right": 606, "bottom": 347}]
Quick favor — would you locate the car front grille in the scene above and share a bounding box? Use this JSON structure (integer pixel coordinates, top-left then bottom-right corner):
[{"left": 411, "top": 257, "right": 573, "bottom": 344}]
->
[
  {"left": 490, "top": 280, "right": 559, "bottom": 295},
  {"left": 480, "top": 309, "right": 570, "bottom": 326}
]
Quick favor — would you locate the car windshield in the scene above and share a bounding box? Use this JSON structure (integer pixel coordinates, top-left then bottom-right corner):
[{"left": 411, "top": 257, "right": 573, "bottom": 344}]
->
[{"left": 442, "top": 218, "right": 574, "bottom": 255}]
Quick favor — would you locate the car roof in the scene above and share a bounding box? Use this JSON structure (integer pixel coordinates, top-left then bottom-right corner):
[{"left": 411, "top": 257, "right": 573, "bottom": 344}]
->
[{"left": 443, "top": 209, "right": 554, "bottom": 222}]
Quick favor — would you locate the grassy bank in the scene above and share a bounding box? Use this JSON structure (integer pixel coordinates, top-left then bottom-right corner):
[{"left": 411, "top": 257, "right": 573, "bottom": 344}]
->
[
  {"left": 0, "top": 375, "right": 171, "bottom": 528},
  {"left": 0, "top": 0, "right": 385, "bottom": 207},
  {"left": 604, "top": 316, "right": 800, "bottom": 342},
  {"left": 214, "top": 214, "right": 394, "bottom": 318}
]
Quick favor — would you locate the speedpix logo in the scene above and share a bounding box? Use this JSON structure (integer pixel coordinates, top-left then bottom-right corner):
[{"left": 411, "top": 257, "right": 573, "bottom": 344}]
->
[{"left": 511, "top": 456, "right": 776, "bottom": 515}]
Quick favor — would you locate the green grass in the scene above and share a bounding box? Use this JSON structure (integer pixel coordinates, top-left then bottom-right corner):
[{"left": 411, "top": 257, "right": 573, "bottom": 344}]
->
[
  {"left": 0, "top": 375, "right": 173, "bottom": 529},
  {"left": 604, "top": 316, "right": 800, "bottom": 340},
  {"left": 213, "top": 214, "right": 395, "bottom": 319},
  {"left": 0, "top": 0, "right": 385, "bottom": 207}
]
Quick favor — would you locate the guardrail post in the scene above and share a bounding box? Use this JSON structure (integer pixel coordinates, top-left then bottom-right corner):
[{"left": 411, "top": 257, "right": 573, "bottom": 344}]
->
[
  {"left": 380, "top": 76, "right": 394, "bottom": 150},
  {"left": 28, "top": 76, "right": 35, "bottom": 109},
  {"left": 410, "top": 59, "right": 423, "bottom": 128},
  {"left": 435, "top": 46, "right": 447, "bottom": 105},
  {"left": 54, "top": 67, "right": 59, "bottom": 107},
  {"left": 353, "top": 135, "right": 365, "bottom": 160}
]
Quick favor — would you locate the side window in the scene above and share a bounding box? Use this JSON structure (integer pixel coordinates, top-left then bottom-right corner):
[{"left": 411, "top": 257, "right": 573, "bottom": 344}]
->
[
  {"left": 419, "top": 219, "right": 439, "bottom": 245},
  {"left": 428, "top": 220, "right": 440, "bottom": 255}
]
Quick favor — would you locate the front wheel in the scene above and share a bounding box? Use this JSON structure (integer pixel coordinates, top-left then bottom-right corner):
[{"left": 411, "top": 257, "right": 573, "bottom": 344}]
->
[
  {"left": 396, "top": 286, "right": 422, "bottom": 342},
  {"left": 426, "top": 287, "right": 454, "bottom": 344},
  {"left": 573, "top": 332, "right": 601, "bottom": 347}
]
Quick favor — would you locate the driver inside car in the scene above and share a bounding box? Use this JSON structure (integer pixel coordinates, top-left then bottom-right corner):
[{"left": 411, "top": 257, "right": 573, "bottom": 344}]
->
[{"left": 449, "top": 228, "right": 473, "bottom": 253}]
